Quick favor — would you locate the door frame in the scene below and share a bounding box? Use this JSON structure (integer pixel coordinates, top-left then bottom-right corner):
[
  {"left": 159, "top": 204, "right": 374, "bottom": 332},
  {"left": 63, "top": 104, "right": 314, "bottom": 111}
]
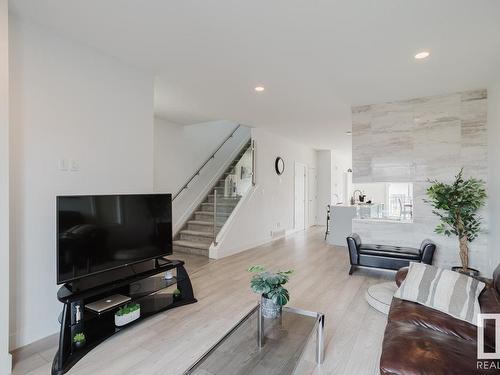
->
[
  {"left": 308, "top": 167, "right": 317, "bottom": 226},
  {"left": 294, "top": 162, "right": 308, "bottom": 230}
]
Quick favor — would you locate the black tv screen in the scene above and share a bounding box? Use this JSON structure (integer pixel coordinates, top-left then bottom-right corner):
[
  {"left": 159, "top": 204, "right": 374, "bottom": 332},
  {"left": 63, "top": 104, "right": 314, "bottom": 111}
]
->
[{"left": 57, "top": 194, "right": 172, "bottom": 284}]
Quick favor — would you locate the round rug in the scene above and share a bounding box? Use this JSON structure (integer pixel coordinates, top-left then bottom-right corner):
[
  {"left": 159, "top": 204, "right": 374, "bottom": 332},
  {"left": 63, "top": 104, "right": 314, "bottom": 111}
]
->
[{"left": 365, "top": 281, "right": 398, "bottom": 315}]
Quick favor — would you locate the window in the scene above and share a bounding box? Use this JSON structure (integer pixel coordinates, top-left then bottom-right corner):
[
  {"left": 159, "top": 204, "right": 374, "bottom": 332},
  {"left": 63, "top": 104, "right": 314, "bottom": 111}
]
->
[
  {"left": 351, "top": 182, "right": 413, "bottom": 222},
  {"left": 386, "top": 183, "right": 413, "bottom": 220}
]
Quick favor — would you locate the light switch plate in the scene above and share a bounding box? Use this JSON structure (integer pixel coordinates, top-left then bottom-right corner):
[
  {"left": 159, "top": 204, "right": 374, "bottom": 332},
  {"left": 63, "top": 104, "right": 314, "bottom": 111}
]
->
[
  {"left": 70, "top": 160, "right": 79, "bottom": 171},
  {"left": 58, "top": 159, "right": 67, "bottom": 171}
]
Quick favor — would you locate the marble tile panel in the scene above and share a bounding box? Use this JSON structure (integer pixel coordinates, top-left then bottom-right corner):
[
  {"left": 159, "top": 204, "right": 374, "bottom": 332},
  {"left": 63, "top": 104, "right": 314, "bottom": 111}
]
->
[
  {"left": 413, "top": 93, "right": 461, "bottom": 127},
  {"left": 350, "top": 89, "right": 488, "bottom": 271},
  {"left": 352, "top": 160, "right": 372, "bottom": 183},
  {"left": 369, "top": 102, "right": 415, "bottom": 133},
  {"left": 460, "top": 97, "right": 487, "bottom": 124},
  {"left": 371, "top": 161, "right": 413, "bottom": 182},
  {"left": 413, "top": 120, "right": 461, "bottom": 163},
  {"left": 351, "top": 107, "right": 373, "bottom": 130},
  {"left": 461, "top": 124, "right": 487, "bottom": 147},
  {"left": 369, "top": 131, "right": 413, "bottom": 158},
  {"left": 414, "top": 163, "right": 463, "bottom": 183},
  {"left": 461, "top": 89, "right": 487, "bottom": 102}
]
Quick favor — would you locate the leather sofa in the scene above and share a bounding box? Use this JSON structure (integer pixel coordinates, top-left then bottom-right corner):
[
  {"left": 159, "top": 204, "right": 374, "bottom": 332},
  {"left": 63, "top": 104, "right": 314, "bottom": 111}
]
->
[
  {"left": 380, "top": 264, "right": 500, "bottom": 375},
  {"left": 346, "top": 233, "right": 435, "bottom": 274}
]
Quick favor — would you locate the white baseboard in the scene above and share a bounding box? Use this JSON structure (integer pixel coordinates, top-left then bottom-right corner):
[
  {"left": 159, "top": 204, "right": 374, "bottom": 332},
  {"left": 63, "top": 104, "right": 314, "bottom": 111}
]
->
[
  {"left": 2, "top": 352, "right": 12, "bottom": 374},
  {"left": 210, "top": 233, "right": 287, "bottom": 260}
]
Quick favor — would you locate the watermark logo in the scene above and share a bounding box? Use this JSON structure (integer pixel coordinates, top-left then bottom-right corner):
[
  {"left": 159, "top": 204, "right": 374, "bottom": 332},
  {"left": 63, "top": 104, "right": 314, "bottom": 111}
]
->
[{"left": 477, "top": 313, "right": 500, "bottom": 371}]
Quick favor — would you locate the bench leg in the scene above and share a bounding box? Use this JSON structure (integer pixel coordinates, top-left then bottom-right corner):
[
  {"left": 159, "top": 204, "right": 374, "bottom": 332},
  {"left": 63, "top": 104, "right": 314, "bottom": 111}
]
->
[{"left": 349, "top": 266, "right": 355, "bottom": 275}]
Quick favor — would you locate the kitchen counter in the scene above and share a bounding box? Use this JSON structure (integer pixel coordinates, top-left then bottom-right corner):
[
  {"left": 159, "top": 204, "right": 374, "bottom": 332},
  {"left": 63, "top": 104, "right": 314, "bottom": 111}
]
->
[
  {"left": 326, "top": 205, "right": 356, "bottom": 246},
  {"left": 352, "top": 218, "right": 413, "bottom": 224}
]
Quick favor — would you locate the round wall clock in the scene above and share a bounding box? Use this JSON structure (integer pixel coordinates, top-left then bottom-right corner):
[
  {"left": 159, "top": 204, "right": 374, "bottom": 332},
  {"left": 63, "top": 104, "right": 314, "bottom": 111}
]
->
[{"left": 275, "top": 157, "right": 285, "bottom": 175}]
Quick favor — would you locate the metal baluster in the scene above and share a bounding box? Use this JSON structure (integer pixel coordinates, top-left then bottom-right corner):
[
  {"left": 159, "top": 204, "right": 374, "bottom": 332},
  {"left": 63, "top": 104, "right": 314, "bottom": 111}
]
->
[
  {"left": 257, "top": 301, "right": 264, "bottom": 348},
  {"left": 316, "top": 314, "right": 325, "bottom": 364},
  {"left": 213, "top": 189, "right": 218, "bottom": 245},
  {"left": 251, "top": 140, "right": 256, "bottom": 186}
]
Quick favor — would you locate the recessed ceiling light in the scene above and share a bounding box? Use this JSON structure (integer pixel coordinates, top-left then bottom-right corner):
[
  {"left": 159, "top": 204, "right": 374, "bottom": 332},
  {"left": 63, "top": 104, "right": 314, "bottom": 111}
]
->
[
  {"left": 346, "top": 131, "right": 352, "bottom": 136},
  {"left": 254, "top": 86, "right": 265, "bottom": 92},
  {"left": 414, "top": 51, "right": 430, "bottom": 60}
]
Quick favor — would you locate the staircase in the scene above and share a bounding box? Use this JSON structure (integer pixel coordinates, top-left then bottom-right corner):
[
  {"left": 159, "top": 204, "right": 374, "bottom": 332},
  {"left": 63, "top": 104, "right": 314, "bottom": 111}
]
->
[{"left": 173, "top": 140, "right": 252, "bottom": 256}]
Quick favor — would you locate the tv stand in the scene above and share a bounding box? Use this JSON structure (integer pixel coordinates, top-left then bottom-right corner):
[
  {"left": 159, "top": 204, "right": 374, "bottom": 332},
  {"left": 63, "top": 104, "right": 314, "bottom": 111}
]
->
[{"left": 51, "top": 259, "right": 196, "bottom": 375}]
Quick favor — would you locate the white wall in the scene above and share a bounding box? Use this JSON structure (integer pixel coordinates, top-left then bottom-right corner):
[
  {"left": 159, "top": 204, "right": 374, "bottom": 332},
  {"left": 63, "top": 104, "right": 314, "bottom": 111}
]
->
[
  {"left": 154, "top": 118, "right": 251, "bottom": 232},
  {"left": 316, "top": 150, "right": 332, "bottom": 224},
  {"left": 316, "top": 149, "right": 351, "bottom": 224},
  {"left": 211, "top": 127, "right": 316, "bottom": 258},
  {"left": 351, "top": 183, "right": 387, "bottom": 204},
  {"left": 9, "top": 16, "right": 154, "bottom": 348},
  {"left": 154, "top": 118, "right": 239, "bottom": 193},
  {"left": 0, "top": 0, "right": 12, "bottom": 371},
  {"left": 488, "top": 77, "right": 500, "bottom": 273},
  {"left": 331, "top": 152, "right": 350, "bottom": 204}
]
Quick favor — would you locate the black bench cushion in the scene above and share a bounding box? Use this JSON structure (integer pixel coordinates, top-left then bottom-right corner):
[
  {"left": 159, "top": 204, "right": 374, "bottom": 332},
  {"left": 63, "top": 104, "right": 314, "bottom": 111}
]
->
[{"left": 359, "top": 244, "right": 421, "bottom": 261}]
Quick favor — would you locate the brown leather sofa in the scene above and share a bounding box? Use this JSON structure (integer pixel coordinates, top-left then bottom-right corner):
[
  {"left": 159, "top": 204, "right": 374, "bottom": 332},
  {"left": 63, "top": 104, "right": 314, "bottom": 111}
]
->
[{"left": 380, "top": 264, "right": 500, "bottom": 375}]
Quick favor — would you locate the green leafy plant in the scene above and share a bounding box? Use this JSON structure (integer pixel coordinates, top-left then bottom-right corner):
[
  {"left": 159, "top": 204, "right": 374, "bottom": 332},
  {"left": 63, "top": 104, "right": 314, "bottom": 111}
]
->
[
  {"left": 248, "top": 265, "right": 294, "bottom": 306},
  {"left": 425, "top": 168, "right": 487, "bottom": 272},
  {"left": 73, "top": 333, "right": 85, "bottom": 343},
  {"left": 116, "top": 303, "right": 140, "bottom": 317},
  {"left": 173, "top": 288, "right": 181, "bottom": 297}
]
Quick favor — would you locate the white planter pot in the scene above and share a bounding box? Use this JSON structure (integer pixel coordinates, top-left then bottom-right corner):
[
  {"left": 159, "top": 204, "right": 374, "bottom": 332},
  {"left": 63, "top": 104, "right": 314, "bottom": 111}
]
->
[{"left": 115, "top": 308, "right": 140, "bottom": 327}]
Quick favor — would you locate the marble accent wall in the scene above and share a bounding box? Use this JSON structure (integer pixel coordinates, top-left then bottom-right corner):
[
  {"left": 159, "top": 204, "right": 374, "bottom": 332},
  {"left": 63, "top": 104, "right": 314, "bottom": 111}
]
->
[{"left": 352, "top": 90, "right": 489, "bottom": 272}]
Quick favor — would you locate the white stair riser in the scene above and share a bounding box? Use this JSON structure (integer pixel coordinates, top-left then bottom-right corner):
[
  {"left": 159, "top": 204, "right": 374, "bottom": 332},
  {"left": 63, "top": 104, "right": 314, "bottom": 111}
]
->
[
  {"left": 195, "top": 211, "right": 230, "bottom": 221},
  {"left": 179, "top": 233, "right": 213, "bottom": 244},
  {"left": 173, "top": 245, "right": 209, "bottom": 257},
  {"left": 200, "top": 204, "right": 237, "bottom": 214},
  {"left": 206, "top": 196, "right": 240, "bottom": 204},
  {"left": 187, "top": 223, "right": 213, "bottom": 232},
  {"left": 195, "top": 212, "right": 214, "bottom": 221}
]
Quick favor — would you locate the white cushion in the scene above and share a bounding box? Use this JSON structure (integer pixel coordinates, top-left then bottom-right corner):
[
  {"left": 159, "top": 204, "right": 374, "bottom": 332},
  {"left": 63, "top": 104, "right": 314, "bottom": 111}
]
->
[{"left": 394, "top": 263, "right": 485, "bottom": 325}]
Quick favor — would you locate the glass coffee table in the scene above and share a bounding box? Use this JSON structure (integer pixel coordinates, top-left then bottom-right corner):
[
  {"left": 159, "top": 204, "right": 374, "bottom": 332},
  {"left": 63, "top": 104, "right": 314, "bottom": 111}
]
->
[{"left": 184, "top": 304, "right": 325, "bottom": 375}]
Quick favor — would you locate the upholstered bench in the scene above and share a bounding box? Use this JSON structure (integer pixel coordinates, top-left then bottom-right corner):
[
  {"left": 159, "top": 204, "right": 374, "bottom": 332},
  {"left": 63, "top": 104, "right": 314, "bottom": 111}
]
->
[{"left": 346, "top": 233, "right": 436, "bottom": 274}]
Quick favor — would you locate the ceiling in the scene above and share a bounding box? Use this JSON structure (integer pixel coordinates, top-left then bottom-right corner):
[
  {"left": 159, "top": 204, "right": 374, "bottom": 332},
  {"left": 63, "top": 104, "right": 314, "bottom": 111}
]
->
[{"left": 9, "top": 1, "right": 500, "bottom": 153}]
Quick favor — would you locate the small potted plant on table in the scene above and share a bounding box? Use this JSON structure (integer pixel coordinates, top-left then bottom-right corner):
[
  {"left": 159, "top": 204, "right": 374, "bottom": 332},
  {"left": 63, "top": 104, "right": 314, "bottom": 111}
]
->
[
  {"left": 173, "top": 288, "right": 182, "bottom": 302},
  {"left": 115, "top": 303, "right": 141, "bottom": 327},
  {"left": 248, "top": 265, "right": 293, "bottom": 319},
  {"left": 425, "top": 168, "right": 487, "bottom": 276},
  {"left": 73, "top": 332, "right": 86, "bottom": 349}
]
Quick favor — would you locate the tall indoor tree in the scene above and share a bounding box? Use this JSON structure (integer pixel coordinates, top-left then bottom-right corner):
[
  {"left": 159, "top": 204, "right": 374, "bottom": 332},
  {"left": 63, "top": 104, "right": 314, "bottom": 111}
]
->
[{"left": 425, "top": 169, "right": 487, "bottom": 273}]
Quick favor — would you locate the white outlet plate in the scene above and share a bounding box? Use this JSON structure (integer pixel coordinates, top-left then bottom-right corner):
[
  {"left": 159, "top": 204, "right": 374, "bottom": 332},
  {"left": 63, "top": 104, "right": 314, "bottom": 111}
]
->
[
  {"left": 70, "top": 160, "right": 79, "bottom": 171},
  {"left": 58, "top": 159, "right": 68, "bottom": 171}
]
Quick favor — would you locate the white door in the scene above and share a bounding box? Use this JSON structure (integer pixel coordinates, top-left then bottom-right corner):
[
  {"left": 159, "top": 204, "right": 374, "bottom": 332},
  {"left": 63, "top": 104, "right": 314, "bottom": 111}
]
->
[
  {"left": 308, "top": 167, "right": 317, "bottom": 226},
  {"left": 294, "top": 163, "right": 307, "bottom": 230}
]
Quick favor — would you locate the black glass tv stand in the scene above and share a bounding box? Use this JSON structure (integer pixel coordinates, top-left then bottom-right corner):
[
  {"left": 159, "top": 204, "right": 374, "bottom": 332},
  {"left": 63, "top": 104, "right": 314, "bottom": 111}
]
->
[{"left": 51, "top": 259, "right": 197, "bottom": 375}]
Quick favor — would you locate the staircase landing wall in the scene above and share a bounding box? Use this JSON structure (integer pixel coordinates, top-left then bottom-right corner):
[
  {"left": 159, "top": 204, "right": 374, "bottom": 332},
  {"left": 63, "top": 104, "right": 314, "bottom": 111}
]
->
[{"left": 154, "top": 122, "right": 251, "bottom": 233}]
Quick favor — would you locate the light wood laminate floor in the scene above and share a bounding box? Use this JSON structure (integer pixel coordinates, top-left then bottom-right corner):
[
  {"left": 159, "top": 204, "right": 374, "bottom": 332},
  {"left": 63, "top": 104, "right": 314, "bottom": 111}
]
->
[{"left": 12, "top": 227, "right": 393, "bottom": 375}]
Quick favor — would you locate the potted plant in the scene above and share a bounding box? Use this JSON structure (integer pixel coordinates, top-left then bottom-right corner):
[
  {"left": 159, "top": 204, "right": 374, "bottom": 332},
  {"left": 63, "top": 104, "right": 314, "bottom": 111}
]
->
[
  {"left": 248, "top": 265, "right": 293, "bottom": 319},
  {"left": 173, "top": 288, "right": 182, "bottom": 301},
  {"left": 115, "top": 303, "right": 141, "bottom": 327},
  {"left": 425, "top": 168, "right": 487, "bottom": 276},
  {"left": 73, "top": 332, "right": 86, "bottom": 349}
]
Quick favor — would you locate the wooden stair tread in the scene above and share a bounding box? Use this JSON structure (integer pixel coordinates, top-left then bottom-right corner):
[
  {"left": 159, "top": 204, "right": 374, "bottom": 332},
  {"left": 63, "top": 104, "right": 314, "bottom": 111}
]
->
[
  {"left": 187, "top": 220, "right": 214, "bottom": 226},
  {"left": 201, "top": 202, "right": 237, "bottom": 207},
  {"left": 195, "top": 211, "right": 230, "bottom": 217},
  {"left": 207, "top": 194, "right": 241, "bottom": 201},
  {"left": 179, "top": 230, "right": 214, "bottom": 238},
  {"left": 173, "top": 240, "right": 210, "bottom": 250}
]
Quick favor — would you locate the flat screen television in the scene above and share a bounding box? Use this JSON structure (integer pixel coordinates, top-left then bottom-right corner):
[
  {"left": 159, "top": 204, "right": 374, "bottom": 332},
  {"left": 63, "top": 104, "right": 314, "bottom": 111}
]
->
[{"left": 57, "top": 194, "right": 172, "bottom": 285}]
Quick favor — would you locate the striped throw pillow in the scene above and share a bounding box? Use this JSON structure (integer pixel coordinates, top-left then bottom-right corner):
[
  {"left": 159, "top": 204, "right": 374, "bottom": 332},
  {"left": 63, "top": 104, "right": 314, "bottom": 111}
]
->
[{"left": 394, "top": 262, "right": 485, "bottom": 325}]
